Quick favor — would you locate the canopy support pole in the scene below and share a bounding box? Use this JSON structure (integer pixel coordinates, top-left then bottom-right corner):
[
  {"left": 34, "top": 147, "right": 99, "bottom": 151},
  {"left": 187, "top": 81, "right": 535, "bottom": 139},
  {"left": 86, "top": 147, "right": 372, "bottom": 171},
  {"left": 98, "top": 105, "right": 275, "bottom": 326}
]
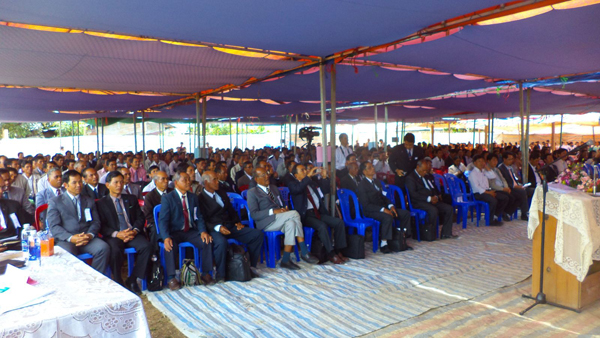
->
[
  {"left": 401, "top": 119, "right": 406, "bottom": 142},
  {"left": 491, "top": 113, "right": 495, "bottom": 147},
  {"left": 59, "top": 121, "right": 62, "bottom": 152},
  {"left": 133, "top": 112, "right": 137, "bottom": 153},
  {"left": 77, "top": 118, "right": 80, "bottom": 154},
  {"left": 395, "top": 120, "right": 399, "bottom": 146},
  {"left": 473, "top": 119, "right": 476, "bottom": 146},
  {"left": 101, "top": 118, "right": 104, "bottom": 153},
  {"left": 551, "top": 122, "right": 556, "bottom": 150},
  {"left": 189, "top": 122, "right": 192, "bottom": 153},
  {"left": 236, "top": 119, "right": 239, "bottom": 149},
  {"left": 319, "top": 60, "right": 327, "bottom": 168},
  {"left": 448, "top": 121, "right": 451, "bottom": 145},
  {"left": 245, "top": 123, "right": 248, "bottom": 150},
  {"left": 524, "top": 88, "right": 531, "bottom": 183},
  {"left": 195, "top": 94, "right": 201, "bottom": 157},
  {"left": 330, "top": 62, "right": 337, "bottom": 217},
  {"left": 141, "top": 113, "right": 146, "bottom": 162},
  {"left": 229, "top": 118, "right": 232, "bottom": 151},
  {"left": 351, "top": 124, "right": 355, "bottom": 149},
  {"left": 71, "top": 121, "right": 74, "bottom": 153},
  {"left": 519, "top": 82, "right": 526, "bottom": 181},
  {"left": 289, "top": 117, "right": 293, "bottom": 149},
  {"left": 202, "top": 97, "right": 207, "bottom": 157},
  {"left": 294, "top": 114, "right": 299, "bottom": 155},
  {"left": 384, "top": 106, "right": 388, "bottom": 149},
  {"left": 430, "top": 124, "right": 434, "bottom": 145},
  {"left": 95, "top": 118, "right": 99, "bottom": 158},
  {"left": 374, "top": 104, "right": 378, "bottom": 149},
  {"left": 559, "top": 114, "right": 564, "bottom": 148}
]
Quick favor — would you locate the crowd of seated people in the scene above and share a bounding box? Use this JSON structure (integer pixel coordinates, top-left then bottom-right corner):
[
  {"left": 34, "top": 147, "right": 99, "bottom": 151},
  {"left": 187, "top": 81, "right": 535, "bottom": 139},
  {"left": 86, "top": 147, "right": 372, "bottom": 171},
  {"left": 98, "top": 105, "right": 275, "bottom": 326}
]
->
[{"left": 0, "top": 134, "right": 581, "bottom": 292}]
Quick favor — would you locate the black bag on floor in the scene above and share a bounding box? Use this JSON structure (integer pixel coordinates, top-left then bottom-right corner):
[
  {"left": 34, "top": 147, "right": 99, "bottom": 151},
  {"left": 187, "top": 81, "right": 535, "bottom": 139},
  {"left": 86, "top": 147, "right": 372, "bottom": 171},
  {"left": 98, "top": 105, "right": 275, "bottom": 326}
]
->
[
  {"left": 310, "top": 236, "right": 329, "bottom": 264},
  {"left": 389, "top": 229, "right": 408, "bottom": 252},
  {"left": 420, "top": 223, "right": 437, "bottom": 242},
  {"left": 226, "top": 244, "right": 252, "bottom": 282},
  {"left": 342, "top": 234, "right": 365, "bottom": 259},
  {"left": 147, "top": 256, "right": 165, "bottom": 292}
]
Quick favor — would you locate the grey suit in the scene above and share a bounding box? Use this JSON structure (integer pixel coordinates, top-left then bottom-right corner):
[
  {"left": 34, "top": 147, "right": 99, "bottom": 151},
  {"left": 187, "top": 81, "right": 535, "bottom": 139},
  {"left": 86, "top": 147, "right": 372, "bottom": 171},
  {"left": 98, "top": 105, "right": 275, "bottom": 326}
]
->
[
  {"left": 46, "top": 193, "right": 109, "bottom": 273},
  {"left": 35, "top": 187, "right": 64, "bottom": 209},
  {"left": 4, "top": 186, "right": 34, "bottom": 215},
  {"left": 237, "top": 174, "right": 252, "bottom": 188},
  {"left": 247, "top": 184, "right": 303, "bottom": 246},
  {"left": 12, "top": 174, "right": 32, "bottom": 198}
]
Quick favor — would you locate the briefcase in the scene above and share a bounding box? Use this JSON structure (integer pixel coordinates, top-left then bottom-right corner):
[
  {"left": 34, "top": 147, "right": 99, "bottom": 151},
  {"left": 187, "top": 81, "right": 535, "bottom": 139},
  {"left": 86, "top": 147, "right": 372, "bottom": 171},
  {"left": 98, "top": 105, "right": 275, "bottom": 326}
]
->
[{"left": 342, "top": 234, "right": 365, "bottom": 259}]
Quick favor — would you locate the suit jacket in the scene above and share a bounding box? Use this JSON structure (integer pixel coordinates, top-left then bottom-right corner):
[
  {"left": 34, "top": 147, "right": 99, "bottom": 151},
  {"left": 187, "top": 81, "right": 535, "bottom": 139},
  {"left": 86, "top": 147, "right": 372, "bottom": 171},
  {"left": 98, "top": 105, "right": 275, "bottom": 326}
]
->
[
  {"left": 47, "top": 193, "right": 101, "bottom": 242},
  {"left": 81, "top": 183, "right": 109, "bottom": 200},
  {"left": 123, "top": 184, "right": 142, "bottom": 200},
  {"left": 498, "top": 164, "right": 520, "bottom": 189},
  {"left": 237, "top": 174, "right": 252, "bottom": 188},
  {"left": 158, "top": 189, "right": 206, "bottom": 239},
  {"left": 13, "top": 174, "right": 32, "bottom": 198},
  {"left": 96, "top": 194, "right": 145, "bottom": 238},
  {"left": 406, "top": 171, "right": 441, "bottom": 210},
  {"left": 5, "top": 186, "right": 34, "bottom": 215},
  {"left": 389, "top": 144, "right": 425, "bottom": 177},
  {"left": 35, "top": 187, "right": 64, "bottom": 208},
  {"left": 340, "top": 174, "right": 361, "bottom": 194},
  {"left": 357, "top": 177, "right": 392, "bottom": 215},
  {"left": 198, "top": 189, "right": 240, "bottom": 231},
  {"left": 288, "top": 176, "right": 330, "bottom": 218},
  {"left": 545, "top": 164, "right": 559, "bottom": 183},
  {"left": 282, "top": 173, "right": 296, "bottom": 187},
  {"left": 487, "top": 167, "right": 509, "bottom": 191},
  {"left": 142, "top": 188, "right": 171, "bottom": 230},
  {"left": 219, "top": 180, "right": 236, "bottom": 193},
  {"left": 0, "top": 199, "right": 33, "bottom": 250},
  {"left": 247, "top": 184, "right": 284, "bottom": 230},
  {"left": 528, "top": 164, "right": 539, "bottom": 189}
]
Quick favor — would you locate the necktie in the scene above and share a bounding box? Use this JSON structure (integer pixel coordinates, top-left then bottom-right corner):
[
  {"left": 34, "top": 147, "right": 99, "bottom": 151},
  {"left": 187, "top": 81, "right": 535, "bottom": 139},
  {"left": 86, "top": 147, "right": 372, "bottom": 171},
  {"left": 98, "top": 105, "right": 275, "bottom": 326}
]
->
[
  {"left": 182, "top": 195, "right": 190, "bottom": 232},
  {"left": 267, "top": 188, "right": 278, "bottom": 206},
  {"left": 2, "top": 192, "right": 7, "bottom": 199},
  {"left": 306, "top": 187, "right": 320, "bottom": 219},
  {"left": 408, "top": 149, "right": 412, "bottom": 158},
  {"left": 115, "top": 198, "right": 128, "bottom": 231},
  {"left": 56, "top": 189, "right": 61, "bottom": 196},
  {"left": 93, "top": 187, "right": 98, "bottom": 199},
  {"left": 213, "top": 193, "right": 224, "bottom": 207},
  {"left": 125, "top": 185, "right": 131, "bottom": 194},
  {"left": 72, "top": 197, "right": 81, "bottom": 220},
  {"left": 372, "top": 180, "right": 380, "bottom": 191},
  {"left": 508, "top": 167, "right": 518, "bottom": 186}
]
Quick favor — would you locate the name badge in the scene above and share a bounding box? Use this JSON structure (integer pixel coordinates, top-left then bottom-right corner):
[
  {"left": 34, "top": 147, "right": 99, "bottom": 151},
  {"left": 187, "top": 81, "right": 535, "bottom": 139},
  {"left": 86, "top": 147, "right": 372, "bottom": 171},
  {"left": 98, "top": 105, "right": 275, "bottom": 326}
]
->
[
  {"left": 317, "top": 187, "right": 324, "bottom": 199},
  {"left": 84, "top": 208, "right": 92, "bottom": 222},
  {"left": 194, "top": 207, "right": 198, "bottom": 221},
  {"left": 9, "top": 213, "right": 21, "bottom": 228}
]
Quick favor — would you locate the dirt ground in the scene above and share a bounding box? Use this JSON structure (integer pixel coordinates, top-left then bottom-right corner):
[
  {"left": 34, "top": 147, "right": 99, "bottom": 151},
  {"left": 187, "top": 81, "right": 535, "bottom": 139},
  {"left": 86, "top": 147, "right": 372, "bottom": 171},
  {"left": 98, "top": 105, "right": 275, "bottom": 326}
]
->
[{"left": 142, "top": 294, "right": 186, "bottom": 338}]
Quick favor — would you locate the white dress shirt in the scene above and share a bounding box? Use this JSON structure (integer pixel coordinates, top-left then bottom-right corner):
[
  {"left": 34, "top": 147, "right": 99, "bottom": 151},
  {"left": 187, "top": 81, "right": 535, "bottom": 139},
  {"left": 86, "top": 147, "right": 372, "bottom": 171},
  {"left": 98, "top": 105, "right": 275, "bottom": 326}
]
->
[
  {"left": 335, "top": 146, "right": 353, "bottom": 170},
  {"left": 431, "top": 157, "right": 445, "bottom": 169},
  {"left": 468, "top": 167, "right": 490, "bottom": 194}
]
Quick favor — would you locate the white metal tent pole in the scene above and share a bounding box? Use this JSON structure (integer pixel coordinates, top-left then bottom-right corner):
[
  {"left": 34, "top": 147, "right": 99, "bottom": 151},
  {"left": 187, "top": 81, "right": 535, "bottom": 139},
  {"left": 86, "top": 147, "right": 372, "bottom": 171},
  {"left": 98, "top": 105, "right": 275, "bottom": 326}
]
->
[
  {"left": 77, "top": 118, "right": 80, "bottom": 153},
  {"left": 395, "top": 120, "right": 399, "bottom": 145},
  {"left": 189, "top": 122, "right": 192, "bottom": 153},
  {"left": 202, "top": 97, "right": 207, "bottom": 157},
  {"left": 319, "top": 60, "right": 328, "bottom": 168},
  {"left": 524, "top": 88, "right": 531, "bottom": 183},
  {"left": 351, "top": 124, "right": 355, "bottom": 148},
  {"left": 101, "top": 119, "right": 104, "bottom": 153},
  {"left": 374, "top": 104, "right": 378, "bottom": 149},
  {"left": 133, "top": 112, "right": 137, "bottom": 153},
  {"left": 289, "top": 117, "right": 293, "bottom": 149},
  {"left": 473, "top": 119, "right": 476, "bottom": 145},
  {"left": 330, "top": 62, "right": 337, "bottom": 216},
  {"left": 59, "top": 121, "right": 62, "bottom": 152},
  {"left": 245, "top": 123, "right": 248, "bottom": 150},
  {"left": 71, "top": 121, "right": 75, "bottom": 153},
  {"left": 229, "top": 118, "right": 232, "bottom": 150},
  {"left": 95, "top": 118, "right": 99, "bottom": 158},
  {"left": 195, "top": 94, "right": 201, "bottom": 157},
  {"left": 384, "top": 105, "right": 388, "bottom": 149},
  {"left": 559, "top": 114, "right": 564, "bottom": 148},
  {"left": 141, "top": 112, "right": 146, "bottom": 162},
  {"left": 236, "top": 119, "right": 239, "bottom": 149},
  {"left": 519, "top": 82, "right": 526, "bottom": 180},
  {"left": 294, "top": 114, "right": 299, "bottom": 155}
]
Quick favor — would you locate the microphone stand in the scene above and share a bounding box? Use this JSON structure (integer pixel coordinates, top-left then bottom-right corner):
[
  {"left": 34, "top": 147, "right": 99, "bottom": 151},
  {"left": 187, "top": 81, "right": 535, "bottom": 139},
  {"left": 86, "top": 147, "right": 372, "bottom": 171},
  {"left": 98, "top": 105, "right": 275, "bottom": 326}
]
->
[{"left": 519, "top": 150, "right": 584, "bottom": 315}]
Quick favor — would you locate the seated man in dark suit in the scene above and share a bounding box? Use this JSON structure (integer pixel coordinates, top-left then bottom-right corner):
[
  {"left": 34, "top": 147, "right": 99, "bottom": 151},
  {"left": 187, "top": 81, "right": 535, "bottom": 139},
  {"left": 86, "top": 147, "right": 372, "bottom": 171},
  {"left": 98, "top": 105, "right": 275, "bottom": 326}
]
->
[
  {"left": 340, "top": 162, "right": 360, "bottom": 194},
  {"left": 281, "top": 160, "right": 297, "bottom": 187},
  {"left": 336, "top": 154, "right": 358, "bottom": 180},
  {"left": 543, "top": 152, "right": 559, "bottom": 183},
  {"left": 158, "top": 171, "right": 217, "bottom": 290},
  {"left": 247, "top": 167, "right": 318, "bottom": 270},
  {"left": 406, "top": 158, "right": 457, "bottom": 239},
  {"left": 198, "top": 171, "right": 263, "bottom": 277},
  {"left": 81, "top": 168, "right": 109, "bottom": 199},
  {"left": 0, "top": 175, "right": 34, "bottom": 252},
  {"left": 215, "top": 164, "right": 236, "bottom": 193},
  {"left": 142, "top": 171, "right": 171, "bottom": 251},
  {"left": 97, "top": 171, "right": 153, "bottom": 294},
  {"left": 498, "top": 151, "right": 530, "bottom": 220},
  {"left": 119, "top": 167, "right": 142, "bottom": 200},
  {"left": 358, "top": 162, "right": 412, "bottom": 253},
  {"left": 236, "top": 161, "right": 253, "bottom": 188},
  {"left": 288, "top": 164, "right": 347, "bottom": 264},
  {"left": 46, "top": 170, "right": 110, "bottom": 273},
  {"left": 389, "top": 133, "right": 425, "bottom": 188}
]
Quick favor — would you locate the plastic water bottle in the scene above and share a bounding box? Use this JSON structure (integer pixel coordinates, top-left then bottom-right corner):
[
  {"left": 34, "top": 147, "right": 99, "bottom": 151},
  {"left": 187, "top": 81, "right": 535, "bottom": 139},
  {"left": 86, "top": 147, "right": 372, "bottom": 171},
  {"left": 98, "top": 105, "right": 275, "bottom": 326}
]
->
[
  {"left": 28, "top": 230, "right": 41, "bottom": 266},
  {"left": 21, "top": 224, "right": 30, "bottom": 261}
]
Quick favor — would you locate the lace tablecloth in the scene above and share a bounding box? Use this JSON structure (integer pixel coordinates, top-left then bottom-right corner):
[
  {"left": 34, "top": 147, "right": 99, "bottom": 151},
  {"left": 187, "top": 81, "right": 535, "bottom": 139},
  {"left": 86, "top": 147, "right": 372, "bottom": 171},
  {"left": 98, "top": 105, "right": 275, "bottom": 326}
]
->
[
  {"left": 528, "top": 184, "right": 600, "bottom": 282},
  {"left": 0, "top": 247, "right": 150, "bottom": 338}
]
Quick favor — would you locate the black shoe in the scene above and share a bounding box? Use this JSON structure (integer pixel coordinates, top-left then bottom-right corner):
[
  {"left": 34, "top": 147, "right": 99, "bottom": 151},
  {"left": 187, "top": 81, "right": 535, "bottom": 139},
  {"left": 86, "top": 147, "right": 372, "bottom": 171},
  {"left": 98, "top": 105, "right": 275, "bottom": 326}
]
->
[
  {"left": 380, "top": 245, "right": 392, "bottom": 254},
  {"left": 502, "top": 214, "right": 511, "bottom": 222},
  {"left": 490, "top": 220, "right": 503, "bottom": 226},
  {"left": 250, "top": 268, "right": 261, "bottom": 278},
  {"left": 125, "top": 277, "right": 142, "bottom": 295},
  {"left": 301, "top": 254, "right": 319, "bottom": 264},
  {"left": 441, "top": 234, "right": 459, "bottom": 239},
  {"left": 280, "top": 260, "right": 301, "bottom": 270},
  {"left": 405, "top": 245, "right": 414, "bottom": 251},
  {"left": 521, "top": 215, "right": 529, "bottom": 221}
]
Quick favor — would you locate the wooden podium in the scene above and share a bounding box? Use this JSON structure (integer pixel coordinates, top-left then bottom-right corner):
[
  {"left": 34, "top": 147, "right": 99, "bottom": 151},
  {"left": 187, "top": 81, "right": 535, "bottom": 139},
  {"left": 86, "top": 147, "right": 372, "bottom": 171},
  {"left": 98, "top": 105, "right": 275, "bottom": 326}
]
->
[{"left": 531, "top": 211, "right": 600, "bottom": 311}]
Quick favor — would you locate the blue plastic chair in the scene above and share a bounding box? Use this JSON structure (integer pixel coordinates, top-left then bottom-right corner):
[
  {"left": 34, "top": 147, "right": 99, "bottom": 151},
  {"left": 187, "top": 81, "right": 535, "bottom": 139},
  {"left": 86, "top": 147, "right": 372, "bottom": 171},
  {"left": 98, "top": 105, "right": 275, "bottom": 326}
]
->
[
  {"left": 444, "top": 174, "right": 481, "bottom": 228},
  {"left": 288, "top": 193, "right": 315, "bottom": 251},
  {"left": 387, "top": 185, "right": 425, "bottom": 241},
  {"left": 124, "top": 247, "right": 147, "bottom": 290},
  {"left": 241, "top": 190, "right": 248, "bottom": 200},
  {"left": 584, "top": 163, "right": 594, "bottom": 176},
  {"left": 337, "top": 189, "right": 380, "bottom": 253},
  {"left": 153, "top": 204, "right": 201, "bottom": 282},
  {"left": 227, "top": 192, "right": 243, "bottom": 200},
  {"left": 278, "top": 187, "right": 290, "bottom": 208},
  {"left": 432, "top": 173, "right": 448, "bottom": 194}
]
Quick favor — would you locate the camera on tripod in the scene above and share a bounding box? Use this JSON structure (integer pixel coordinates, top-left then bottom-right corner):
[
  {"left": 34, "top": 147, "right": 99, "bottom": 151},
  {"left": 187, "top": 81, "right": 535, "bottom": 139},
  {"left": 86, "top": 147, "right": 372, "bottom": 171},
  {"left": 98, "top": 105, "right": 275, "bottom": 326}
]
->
[{"left": 299, "top": 127, "right": 320, "bottom": 143}]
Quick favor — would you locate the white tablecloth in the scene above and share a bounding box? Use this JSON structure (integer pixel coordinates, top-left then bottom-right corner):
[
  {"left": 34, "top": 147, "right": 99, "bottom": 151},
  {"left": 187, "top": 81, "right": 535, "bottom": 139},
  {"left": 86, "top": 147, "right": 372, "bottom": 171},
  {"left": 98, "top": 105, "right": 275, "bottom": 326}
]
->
[
  {"left": 528, "top": 183, "right": 600, "bottom": 282},
  {"left": 0, "top": 247, "right": 150, "bottom": 337}
]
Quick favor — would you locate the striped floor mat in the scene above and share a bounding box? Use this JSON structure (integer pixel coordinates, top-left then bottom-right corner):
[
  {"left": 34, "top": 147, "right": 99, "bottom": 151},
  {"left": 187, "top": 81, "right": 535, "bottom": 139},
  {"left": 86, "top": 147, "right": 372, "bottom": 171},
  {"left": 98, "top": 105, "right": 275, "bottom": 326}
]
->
[{"left": 147, "top": 221, "right": 533, "bottom": 338}]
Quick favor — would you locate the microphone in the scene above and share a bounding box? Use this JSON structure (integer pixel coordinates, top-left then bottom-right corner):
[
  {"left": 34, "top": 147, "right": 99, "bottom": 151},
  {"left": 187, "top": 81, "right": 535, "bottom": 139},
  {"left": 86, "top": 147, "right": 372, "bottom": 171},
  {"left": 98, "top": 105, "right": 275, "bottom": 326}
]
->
[{"left": 566, "top": 140, "right": 594, "bottom": 156}]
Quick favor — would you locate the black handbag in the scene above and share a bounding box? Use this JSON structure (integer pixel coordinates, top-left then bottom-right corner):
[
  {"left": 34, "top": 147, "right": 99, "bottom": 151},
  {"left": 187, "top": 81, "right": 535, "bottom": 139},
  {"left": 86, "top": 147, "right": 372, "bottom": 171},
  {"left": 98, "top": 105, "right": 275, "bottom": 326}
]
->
[
  {"left": 389, "top": 229, "right": 408, "bottom": 252},
  {"left": 420, "top": 222, "right": 437, "bottom": 242},
  {"left": 342, "top": 234, "right": 365, "bottom": 259},
  {"left": 226, "top": 244, "right": 252, "bottom": 282},
  {"left": 147, "top": 256, "right": 165, "bottom": 292}
]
